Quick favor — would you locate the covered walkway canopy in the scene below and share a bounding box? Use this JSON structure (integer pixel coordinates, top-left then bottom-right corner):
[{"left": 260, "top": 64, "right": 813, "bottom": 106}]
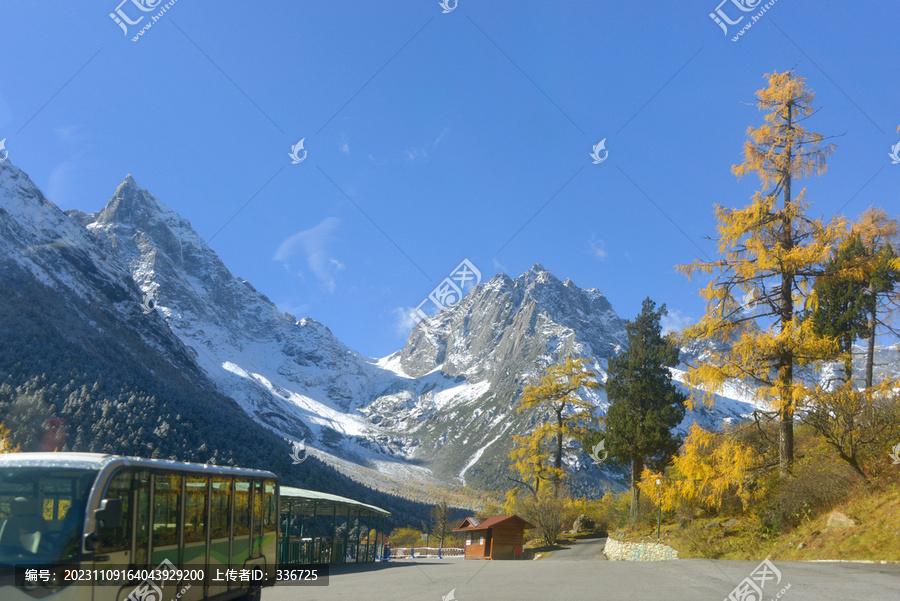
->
[{"left": 279, "top": 486, "right": 391, "bottom": 565}]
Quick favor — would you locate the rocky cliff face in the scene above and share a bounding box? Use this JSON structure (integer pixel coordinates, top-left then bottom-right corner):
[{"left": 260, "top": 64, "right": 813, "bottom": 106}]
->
[{"left": 400, "top": 267, "right": 627, "bottom": 381}]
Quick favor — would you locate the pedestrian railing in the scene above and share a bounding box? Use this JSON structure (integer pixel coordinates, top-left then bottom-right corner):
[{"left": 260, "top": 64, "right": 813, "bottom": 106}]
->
[{"left": 389, "top": 547, "right": 465, "bottom": 559}]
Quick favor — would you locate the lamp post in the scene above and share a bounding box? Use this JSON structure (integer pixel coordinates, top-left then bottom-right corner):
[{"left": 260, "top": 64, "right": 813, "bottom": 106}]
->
[{"left": 655, "top": 478, "right": 662, "bottom": 541}]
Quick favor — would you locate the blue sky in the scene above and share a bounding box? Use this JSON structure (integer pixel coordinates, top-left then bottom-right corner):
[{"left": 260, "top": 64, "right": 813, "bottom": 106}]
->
[{"left": 2, "top": 1, "right": 898, "bottom": 358}]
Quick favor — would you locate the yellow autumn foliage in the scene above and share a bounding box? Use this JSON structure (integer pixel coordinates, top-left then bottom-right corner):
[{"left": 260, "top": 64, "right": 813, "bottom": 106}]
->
[
  {"left": 639, "top": 423, "right": 764, "bottom": 513},
  {"left": 678, "top": 70, "right": 847, "bottom": 474},
  {"left": 0, "top": 422, "right": 20, "bottom": 454},
  {"left": 509, "top": 357, "right": 602, "bottom": 495}
]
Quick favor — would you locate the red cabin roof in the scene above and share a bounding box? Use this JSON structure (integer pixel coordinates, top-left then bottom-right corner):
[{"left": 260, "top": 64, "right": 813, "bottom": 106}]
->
[{"left": 453, "top": 514, "right": 535, "bottom": 531}]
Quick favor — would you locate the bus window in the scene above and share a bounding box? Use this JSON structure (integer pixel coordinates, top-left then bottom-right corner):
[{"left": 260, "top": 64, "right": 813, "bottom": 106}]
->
[
  {"left": 260, "top": 480, "right": 277, "bottom": 566},
  {"left": 97, "top": 470, "right": 133, "bottom": 554},
  {"left": 151, "top": 473, "right": 180, "bottom": 565},
  {"left": 183, "top": 476, "right": 207, "bottom": 564},
  {"left": 251, "top": 480, "right": 263, "bottom": 555},
  {"left": 41, "top": 489, "right": 71, "bottom": 523},
  {"left": 209, "top": 476, "right": 231, "bottom": 575},
  {"left": 135, "top": 471, "right": 150, "bottom": 564},
  {"left": 232, "top": 478, "right": 250, "bottom": 566},
  {"left": 210, "top": 478, "right": 231, "bottom": 540},
  {"left": 0, "top": 467, "right": 96, "bottom": 565},
  {"left": 263, "top": 480, "right": 276, "bottom": 534},
  {"left": 41, "top": 477, "right": 74, "bottom": 523}
]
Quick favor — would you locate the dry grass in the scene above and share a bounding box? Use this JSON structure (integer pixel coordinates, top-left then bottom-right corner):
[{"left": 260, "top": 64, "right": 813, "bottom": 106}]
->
[{"left": 614, "top": 484, "right": 900, "bottom": 561}]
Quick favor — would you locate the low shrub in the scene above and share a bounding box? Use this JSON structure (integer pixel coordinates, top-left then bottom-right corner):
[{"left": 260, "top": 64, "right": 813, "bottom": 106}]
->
[{"left": 756, "top": 452, "right": 856, "bottom": 532}]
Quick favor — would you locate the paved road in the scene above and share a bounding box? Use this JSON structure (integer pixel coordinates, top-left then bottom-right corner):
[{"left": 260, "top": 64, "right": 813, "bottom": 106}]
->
[
  {"left": 264, "top": 557, "right": 900, "bottom": 601},
  {"left": 539, "top": 536, "right": 608, "bottom": 561}
]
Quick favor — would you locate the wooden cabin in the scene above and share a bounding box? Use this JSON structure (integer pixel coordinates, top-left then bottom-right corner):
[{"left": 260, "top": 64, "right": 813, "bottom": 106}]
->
[{"left": 452, "top": 515, "right": 534, "bottom": 560}]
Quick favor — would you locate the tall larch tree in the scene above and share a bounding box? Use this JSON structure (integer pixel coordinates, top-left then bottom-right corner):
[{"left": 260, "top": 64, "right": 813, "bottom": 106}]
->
[
  {"left": 679, "top": 71, "right": 845, "bottom": 477},
  {"left": 508, "top": 357, "right": 602, "bottom": 496},
  {"left": 604, "top": 298, "right": 687, "bottom": 523}
]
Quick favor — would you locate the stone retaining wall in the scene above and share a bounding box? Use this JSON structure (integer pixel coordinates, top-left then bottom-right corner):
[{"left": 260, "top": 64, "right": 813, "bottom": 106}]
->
[{"left": 603, "top": 537, "right": 678, "bottom": 561}]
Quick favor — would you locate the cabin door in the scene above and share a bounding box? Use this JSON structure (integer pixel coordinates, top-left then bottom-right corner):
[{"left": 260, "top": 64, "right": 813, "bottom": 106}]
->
[{"left": 484, "top": 528, "right": 493, "bottom": 558}]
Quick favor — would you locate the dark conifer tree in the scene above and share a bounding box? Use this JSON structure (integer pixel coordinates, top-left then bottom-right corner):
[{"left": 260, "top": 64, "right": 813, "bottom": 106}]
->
[
  {"left": 809, "top": 235, "right": 872, "bottom": 385},
  {"left": 604, "top": 298, "right": 687, "bottom": 523}
]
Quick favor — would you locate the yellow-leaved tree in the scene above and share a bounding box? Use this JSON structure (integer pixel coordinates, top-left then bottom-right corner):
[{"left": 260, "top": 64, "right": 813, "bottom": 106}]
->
[
  {"left": 508, "top": 357, "right": 602, "bottom": 497},
  {"left": 679, "top": 70, "right": 845, "bottom": 477},
  {"left": 638, "top": 423, "right": 767, "bottom": 514},
  {"left": 0, "top": 422, "right": 21, "bottom": 454}
]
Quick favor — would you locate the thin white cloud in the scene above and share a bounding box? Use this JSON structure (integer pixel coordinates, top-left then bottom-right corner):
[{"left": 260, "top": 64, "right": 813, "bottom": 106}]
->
[
  {"left": 276, "top": 301, "right": 310, "bottom": 320},
  {"left": 392, "top": 306, "right": 422, "bottom": 338},
  {"left": 404, "top": 147, "right": 427, "bottom": 162},
  {"left": 434, "top": 126, "right": 451, "bottom": 145},
  {"left": 492, "top": 257, "right": 507, "bottom": 273},
  {"left": 273, "top": 217, "right": 344, "bottom": 292},
  {"left": 46, "top": 160, "right": 78, "bottom": 206},
  {"left": 54, "top": 125, "right": 89, "bottom": 144},
  {"left": 588, "top": 234, "right": 607, "bottom": 260},
  {"left": 340, "top": 134, "right": 350, "bottom": 156},
  {"left": 661, "top": 309, "right": 693, "bottom": 335},
  {"left": 368, "top": 125, "right": 448, "bottom": 165},
  {"left": 44, "top": 125, "right": 90, "bottom": 206}
]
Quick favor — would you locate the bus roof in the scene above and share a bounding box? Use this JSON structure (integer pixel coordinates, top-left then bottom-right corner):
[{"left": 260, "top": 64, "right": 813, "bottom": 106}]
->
[{"left": 0, "top": 452, "right": 278, "bottom": 479}]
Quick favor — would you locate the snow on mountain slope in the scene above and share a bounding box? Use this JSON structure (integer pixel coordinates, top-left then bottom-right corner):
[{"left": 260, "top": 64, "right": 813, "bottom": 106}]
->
[{"left": 0, "top": 162, "right": 201, "bottom": 370}]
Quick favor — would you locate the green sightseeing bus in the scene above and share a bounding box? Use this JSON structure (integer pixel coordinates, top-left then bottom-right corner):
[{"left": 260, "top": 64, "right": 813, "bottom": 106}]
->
[{"left": 0, "top": 452, "right": 278, "bottom": 601}]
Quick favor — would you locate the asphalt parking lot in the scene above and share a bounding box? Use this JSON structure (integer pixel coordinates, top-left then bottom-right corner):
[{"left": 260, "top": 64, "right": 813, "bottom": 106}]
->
[{"left": 264, "top": 548, "right": 900, "bottom": 601}]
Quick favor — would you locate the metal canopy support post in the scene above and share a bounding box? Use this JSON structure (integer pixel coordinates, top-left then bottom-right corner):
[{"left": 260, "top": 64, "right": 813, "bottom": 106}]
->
[
  {"left": 310, "top": 501, "right": 318, "bottom": 564},
  {"left": 283, "top": 498, "right": 293, "bottom": 564},
  {"left": 361, "top": 512, "right": 368, "bottom": 562},
  {"left": 345, "top": 506, "right": 352, "bottom": 563},
  {"left": 364, "top": 512, "right": 372, "bottom": 562},
  {"left": 330, "top": 505, "right": 337, "bottom": 564},
  {"left": 377, "top": 515, "right": 384, "bottom": 561},
  {"left": 353, "top": 507, "right": 362, "bottom": 563}
]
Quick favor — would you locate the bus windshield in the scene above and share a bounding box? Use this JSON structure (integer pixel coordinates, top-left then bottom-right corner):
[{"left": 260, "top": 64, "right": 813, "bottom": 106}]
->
[{"left": 0, "top": 467, "right": 98, "bottom": 566}]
